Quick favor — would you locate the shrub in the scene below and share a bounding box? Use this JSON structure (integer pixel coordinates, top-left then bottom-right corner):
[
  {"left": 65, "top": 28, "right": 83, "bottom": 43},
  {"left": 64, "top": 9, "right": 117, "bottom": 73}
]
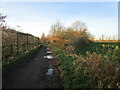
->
[
  {"left": 73, "top": 51, "right": 119, "bottom": 88},
  {"left": 72, "top": 37, "right": 91, "bottom": 54}
]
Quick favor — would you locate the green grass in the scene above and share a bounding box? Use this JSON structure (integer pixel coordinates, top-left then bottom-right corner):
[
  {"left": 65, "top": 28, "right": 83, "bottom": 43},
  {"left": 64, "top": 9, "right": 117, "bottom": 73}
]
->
[
  {"left": 51, "top": 46, "right": 91, "bottom": 88},
  {"left": 77, "top": 42, "right": 120, "bottom": 63},
  {"left": 2, "top": 45, "right": 41, "bottom": 73}
]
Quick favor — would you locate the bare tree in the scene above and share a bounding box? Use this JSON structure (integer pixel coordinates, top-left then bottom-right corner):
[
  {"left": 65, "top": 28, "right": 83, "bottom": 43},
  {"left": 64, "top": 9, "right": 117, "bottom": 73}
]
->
[
  {"left": 72, "top": 20, "right": 87, "bottom": 31},
  {"left": 50, "top": 21, "right": 64, "bottom": 37}
]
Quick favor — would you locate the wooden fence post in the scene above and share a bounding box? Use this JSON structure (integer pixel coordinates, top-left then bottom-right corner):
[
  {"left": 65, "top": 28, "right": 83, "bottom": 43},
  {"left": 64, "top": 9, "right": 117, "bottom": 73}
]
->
[
  {"left": 17, "top": 32, "right": 19, "bottom": 55},
  {"left": 38, "top": 37, "right": 39, "bottom": 46},
  {"left": 27, "top": 33, "right": 28, "bottom": 51},
  {"left": 10, "top": 44, "right": 13, "bottom": 55}
]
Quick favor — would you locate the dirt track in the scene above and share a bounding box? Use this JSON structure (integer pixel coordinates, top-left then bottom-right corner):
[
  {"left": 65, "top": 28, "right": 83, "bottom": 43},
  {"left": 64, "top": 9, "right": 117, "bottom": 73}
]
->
[{"left": 3, "top": 46, "right": 63, "bottom": 88}]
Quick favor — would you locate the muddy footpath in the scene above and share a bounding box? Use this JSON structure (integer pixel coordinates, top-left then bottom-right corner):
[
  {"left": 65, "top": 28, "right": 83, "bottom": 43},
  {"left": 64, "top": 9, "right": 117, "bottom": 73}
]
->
[{"left": 2, "top": 45, "right": 63, "bottom": 88}]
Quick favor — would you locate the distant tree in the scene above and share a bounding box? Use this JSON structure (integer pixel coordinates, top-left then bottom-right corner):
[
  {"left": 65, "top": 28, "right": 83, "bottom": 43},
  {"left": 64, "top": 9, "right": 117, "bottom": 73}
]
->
[
  {"left": 50, "top": 21, "right": 65, "bottom": 39},
  {"left": 50, "top": 21, "right": 63, "bottom": 33},
  {"left": 48, "top": 20, "right": 92, "bottom": 53},
  {"left": 41, "top": 33, "right": 46, "bottom": 43},
  {"left": 72, "top": 20, "right": 87, "bottom": 31},
  {"left": 65, "top": 27, "right": 74, "bottom": 40}
]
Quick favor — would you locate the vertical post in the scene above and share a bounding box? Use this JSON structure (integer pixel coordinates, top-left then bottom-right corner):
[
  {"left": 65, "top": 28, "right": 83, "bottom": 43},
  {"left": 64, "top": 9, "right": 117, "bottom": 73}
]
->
[
  {"left": 32, "top": 36, "right": 33, "bottom": 49},
  {"left": 38, "top": 37, "right": 39, "bottom": 46},
  {"left": 10, "top": 44, "right": 13, "bottom": 56},
  {"left": 27, "top": 34, "right": 28, "bottom": 51},
  {"left": 17, "top": 32, "right": 19, "bottom": 55}
]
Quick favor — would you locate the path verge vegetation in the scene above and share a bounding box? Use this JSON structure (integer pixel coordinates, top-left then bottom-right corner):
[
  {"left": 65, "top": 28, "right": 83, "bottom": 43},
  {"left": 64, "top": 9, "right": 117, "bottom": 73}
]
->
[{"left": 44, "top": 21, "right": 120, "bottom": 88}]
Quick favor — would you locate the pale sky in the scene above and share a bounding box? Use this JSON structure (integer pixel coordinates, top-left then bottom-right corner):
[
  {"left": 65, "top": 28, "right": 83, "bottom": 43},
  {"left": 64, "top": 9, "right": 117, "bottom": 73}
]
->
[{"left": 1, "top": 2, "right": 118, "bottom": 39}]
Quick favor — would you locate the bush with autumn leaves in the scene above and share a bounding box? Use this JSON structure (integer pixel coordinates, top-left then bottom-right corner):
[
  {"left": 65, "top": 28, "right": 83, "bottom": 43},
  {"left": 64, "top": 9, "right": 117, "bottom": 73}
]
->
[{"left": 73, "top": 51, "right": 119, "bottom": 88}]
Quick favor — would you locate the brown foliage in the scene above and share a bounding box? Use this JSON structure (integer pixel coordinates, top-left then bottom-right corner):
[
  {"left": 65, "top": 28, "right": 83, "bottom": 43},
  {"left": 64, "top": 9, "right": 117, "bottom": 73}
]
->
[{"left": 73, "top": 52, "right": 119, "bottom": 88}]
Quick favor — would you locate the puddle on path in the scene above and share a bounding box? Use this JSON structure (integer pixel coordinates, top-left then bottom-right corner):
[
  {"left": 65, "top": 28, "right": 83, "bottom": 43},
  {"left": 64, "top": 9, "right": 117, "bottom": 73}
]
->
[
  {"left": 44, "top": 55, "right": 53, "bottom": 60},
  {"left": 47, "top": 48, "right": 50, "bottom": 50},
  {"left": 46, "top": 68, "right": 54, "bottom": 75},
  {"left": 47, "top": 51, "right": 52, "bottom": 54}
]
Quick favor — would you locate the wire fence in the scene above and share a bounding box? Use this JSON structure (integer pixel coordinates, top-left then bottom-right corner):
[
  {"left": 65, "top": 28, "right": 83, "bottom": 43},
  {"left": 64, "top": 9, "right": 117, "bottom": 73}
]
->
[{"left": 2, "top": 29, "right": 40, "bottom": 62}]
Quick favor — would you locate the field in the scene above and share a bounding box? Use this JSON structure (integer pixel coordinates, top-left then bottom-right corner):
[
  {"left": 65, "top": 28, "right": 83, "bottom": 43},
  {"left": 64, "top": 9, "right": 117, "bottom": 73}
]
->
[{"left": 78, "top": 42, "right": 120, "bottom": 62}]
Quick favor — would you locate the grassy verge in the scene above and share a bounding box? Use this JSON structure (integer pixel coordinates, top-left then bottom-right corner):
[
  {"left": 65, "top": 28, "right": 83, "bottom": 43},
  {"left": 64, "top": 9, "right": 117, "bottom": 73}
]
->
[
  {"left": 51, "top": 46, "right": 90, "bottom": 88},
  {"left": 2, "top": 45, "right": 41, "bottom": 73}
]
